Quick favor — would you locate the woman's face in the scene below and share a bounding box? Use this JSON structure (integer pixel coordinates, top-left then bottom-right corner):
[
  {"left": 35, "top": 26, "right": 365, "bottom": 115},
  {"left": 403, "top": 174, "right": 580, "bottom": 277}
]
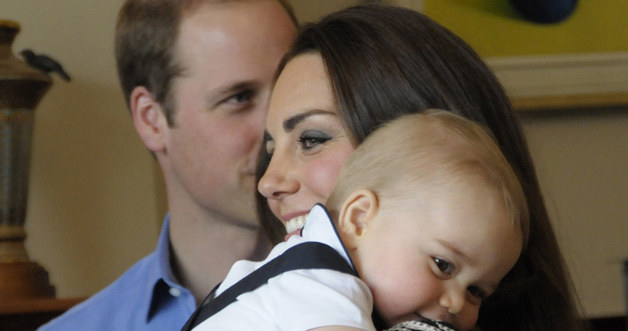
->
[{"left": 258, "top": 53, "right": 355, "bottom": 233}]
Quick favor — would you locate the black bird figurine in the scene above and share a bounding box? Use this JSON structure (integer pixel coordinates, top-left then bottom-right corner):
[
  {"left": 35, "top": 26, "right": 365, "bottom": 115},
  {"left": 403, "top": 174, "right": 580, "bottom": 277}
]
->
[{"left": 20, "top": 49, "right": 71, "bottom": 81}]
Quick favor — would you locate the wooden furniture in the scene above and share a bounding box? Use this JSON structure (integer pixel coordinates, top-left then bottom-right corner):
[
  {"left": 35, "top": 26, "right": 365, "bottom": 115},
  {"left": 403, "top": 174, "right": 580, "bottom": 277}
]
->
[
  {"left": 588, "top": 316, "right": 627, "bottom": 331},
  {"left": 0, "top": 297, "right": 83, "bottom": 331}
]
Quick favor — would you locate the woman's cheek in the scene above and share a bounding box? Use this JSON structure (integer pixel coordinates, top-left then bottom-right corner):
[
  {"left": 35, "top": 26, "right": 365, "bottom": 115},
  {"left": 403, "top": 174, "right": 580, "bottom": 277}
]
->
[
  {"left": 308, "top": 146, "right": 354, "bottom": 199},
  {"left": 266, "top": 199, "right": 282, "bottom": 223}
]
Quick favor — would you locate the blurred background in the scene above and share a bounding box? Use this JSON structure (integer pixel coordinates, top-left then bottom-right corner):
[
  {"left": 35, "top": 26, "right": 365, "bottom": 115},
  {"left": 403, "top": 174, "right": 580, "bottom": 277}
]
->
[{"left": 2, "top": 0, "right": 626, "bottom": 320}]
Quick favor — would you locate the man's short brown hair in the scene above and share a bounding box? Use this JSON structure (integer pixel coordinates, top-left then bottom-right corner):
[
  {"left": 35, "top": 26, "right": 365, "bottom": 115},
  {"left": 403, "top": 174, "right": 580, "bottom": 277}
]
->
[{"left": 114, "top": 0, "right": 296, "bottom": 125}]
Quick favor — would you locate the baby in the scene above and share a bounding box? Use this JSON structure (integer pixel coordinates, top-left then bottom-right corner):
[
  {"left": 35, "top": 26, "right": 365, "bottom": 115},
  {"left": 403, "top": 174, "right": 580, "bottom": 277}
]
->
[{"left": 183, "top": 111, "right": 529, "bottom": 331}]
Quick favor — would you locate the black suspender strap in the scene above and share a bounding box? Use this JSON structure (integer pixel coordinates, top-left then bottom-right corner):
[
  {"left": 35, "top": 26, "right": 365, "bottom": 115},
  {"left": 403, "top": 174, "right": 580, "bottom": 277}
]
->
[{"left": 180, "top": 242, "right": 357, "bottom": 330}]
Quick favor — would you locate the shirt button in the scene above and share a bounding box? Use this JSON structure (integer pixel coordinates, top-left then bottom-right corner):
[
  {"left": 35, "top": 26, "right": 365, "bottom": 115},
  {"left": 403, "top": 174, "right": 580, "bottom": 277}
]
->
[{"left": 169, "top": 287, "right": 182, "bottom": 297}]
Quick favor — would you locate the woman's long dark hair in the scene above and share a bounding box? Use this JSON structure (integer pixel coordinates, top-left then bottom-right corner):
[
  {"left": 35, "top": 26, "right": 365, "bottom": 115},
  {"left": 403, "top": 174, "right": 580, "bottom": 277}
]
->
[{"left": 256, "top": 4, "right": 585, "bottom": 331}]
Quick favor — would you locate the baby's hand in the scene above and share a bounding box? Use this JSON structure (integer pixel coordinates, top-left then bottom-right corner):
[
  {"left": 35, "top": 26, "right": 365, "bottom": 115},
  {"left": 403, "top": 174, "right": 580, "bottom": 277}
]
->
[{"left": 384, "top": 319, "right": 460, "bottom": 331}]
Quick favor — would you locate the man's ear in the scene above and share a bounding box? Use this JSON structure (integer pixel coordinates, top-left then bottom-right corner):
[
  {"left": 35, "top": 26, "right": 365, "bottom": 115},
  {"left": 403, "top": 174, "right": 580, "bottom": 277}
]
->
[
  {"left": 337, "top": 189, "right": 379, "bottom": 249},
  {"left": 130, "top": 86, "right": 168, "bottom": 153}
]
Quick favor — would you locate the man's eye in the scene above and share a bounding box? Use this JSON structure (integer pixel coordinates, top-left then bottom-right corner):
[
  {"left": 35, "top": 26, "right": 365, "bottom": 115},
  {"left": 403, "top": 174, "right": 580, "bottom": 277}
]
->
[
  {"left": 227, "top": 90, "right": 253, "bottom": 104},
  {"left": 298, "top": 131, "right": 331, "bottom": 150},
  {"left": 264, "top": 145, "right": 274, "bottom": 159},
  {"left": 263, "top": 133, "right": 274, "bottom": 158},
  {"left": 432, "top": 257, "right": 454, "bottom": 275}
]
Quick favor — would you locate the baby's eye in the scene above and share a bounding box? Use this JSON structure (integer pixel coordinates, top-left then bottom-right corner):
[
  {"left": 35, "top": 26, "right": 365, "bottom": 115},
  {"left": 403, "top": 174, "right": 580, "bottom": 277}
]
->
[
  {"left": 467, "top": 285, "right": 487, "bottom": 300},
  {"left": 298, "top": 131, "right": 331, "bottom": 150},
  {"left": 432, "top": 257, "right": 454, "bottom": 275}
]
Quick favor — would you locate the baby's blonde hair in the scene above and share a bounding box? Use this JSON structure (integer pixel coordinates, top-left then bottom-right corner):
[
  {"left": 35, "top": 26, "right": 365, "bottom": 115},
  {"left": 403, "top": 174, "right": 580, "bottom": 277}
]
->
[{"left": 326, "top": 110, "right": 529, "bottom": 245}]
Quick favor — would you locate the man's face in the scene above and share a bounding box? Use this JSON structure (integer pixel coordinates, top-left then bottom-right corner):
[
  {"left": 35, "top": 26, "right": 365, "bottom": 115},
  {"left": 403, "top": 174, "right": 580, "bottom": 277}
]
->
[{"left": 162, "top": 1, "right": 296, "bottom": 227}]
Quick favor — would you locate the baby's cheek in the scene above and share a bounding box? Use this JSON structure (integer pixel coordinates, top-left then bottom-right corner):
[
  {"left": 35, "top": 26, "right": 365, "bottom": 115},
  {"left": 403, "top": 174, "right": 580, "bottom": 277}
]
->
[
  {"left": 373, "top": 277, "right": 428, "bottom": 320},
  {"left": 457, "top": 305, "right": 480, "bottom": 331}
]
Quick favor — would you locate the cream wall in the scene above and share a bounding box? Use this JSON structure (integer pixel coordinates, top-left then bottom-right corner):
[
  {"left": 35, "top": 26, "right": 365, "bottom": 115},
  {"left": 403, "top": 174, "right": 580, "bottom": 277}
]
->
[
  {"left": 3, "top": 0, "right": 626, "bottom": 319},
  {"left": 521, "top": 109, "right": 628, "bottom": 317},
  {"left": 4, "top": 0, "right": 160, "bottom": 298}
]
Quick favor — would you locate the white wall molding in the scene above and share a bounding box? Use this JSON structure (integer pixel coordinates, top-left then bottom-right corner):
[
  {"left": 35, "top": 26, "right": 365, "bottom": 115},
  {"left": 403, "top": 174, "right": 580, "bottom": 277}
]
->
[{"left": 487, "top": 52, "right": 628, "bottom": 99}]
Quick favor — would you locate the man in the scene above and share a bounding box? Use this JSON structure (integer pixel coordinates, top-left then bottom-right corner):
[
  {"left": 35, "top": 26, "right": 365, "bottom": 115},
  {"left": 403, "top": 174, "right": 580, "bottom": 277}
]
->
[{"left": 40, "top": 0, "right": 297, "bottom": 329}]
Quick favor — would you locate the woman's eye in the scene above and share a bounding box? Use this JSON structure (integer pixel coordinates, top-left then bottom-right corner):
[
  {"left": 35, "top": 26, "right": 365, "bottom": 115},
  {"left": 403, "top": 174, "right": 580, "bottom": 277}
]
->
[
  {"left": 298, "top": 131, "right": 331, "bottom": 150},
  {"left": 432, "top": 257, "right": 454, "bottom": 275}
]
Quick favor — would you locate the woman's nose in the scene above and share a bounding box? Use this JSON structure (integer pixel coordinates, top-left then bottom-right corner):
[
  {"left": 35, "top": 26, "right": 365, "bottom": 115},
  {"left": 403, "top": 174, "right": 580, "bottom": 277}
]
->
[
  {"left": 439, "top": 286, "right": 466, "bottom": 316},
  {"left": 258, "top": 158, "right": 299, "bottom": 200}
]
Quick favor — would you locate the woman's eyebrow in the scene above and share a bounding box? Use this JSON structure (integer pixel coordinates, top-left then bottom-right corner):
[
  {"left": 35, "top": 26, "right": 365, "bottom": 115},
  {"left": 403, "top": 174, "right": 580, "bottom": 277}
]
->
[{"left": 283, "top": 109, "right": 336, "bottom": 132}]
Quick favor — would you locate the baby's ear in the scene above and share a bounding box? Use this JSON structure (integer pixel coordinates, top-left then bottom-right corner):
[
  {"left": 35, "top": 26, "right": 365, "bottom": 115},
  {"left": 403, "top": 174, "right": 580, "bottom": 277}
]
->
[{"left": 337, "top": 189, "right": 379, "bottom": 249}]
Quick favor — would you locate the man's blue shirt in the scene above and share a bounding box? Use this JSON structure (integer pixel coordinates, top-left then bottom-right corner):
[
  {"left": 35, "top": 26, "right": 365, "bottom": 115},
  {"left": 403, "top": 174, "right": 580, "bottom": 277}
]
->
[{"left": 39, "top": 215, "right": 197, "bottom": 330}]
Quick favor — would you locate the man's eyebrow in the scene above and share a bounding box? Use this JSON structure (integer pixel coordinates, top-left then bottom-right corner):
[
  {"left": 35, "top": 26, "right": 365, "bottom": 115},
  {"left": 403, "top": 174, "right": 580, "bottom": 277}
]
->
[
  {"left": 221, "top": 81, "right": 258, "bottom": 94},
  {"left": 283, "top": 109, "right": 336, "bottom": 132}
]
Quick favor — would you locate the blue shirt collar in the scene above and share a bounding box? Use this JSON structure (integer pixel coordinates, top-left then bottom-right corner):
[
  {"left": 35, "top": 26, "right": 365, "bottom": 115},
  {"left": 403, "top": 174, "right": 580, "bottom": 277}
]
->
[
  {"left": 155, "top": 214, "right": 180, "bottom": 286},
  {"left": 145, "top": 214, "right": 194, "bottom": 322}
]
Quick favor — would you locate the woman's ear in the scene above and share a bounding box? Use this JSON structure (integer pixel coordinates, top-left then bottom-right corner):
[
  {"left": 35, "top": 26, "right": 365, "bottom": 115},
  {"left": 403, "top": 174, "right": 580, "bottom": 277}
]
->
[
  {"left": 337, "top": 189, "right": 379, "bottom": 249},
  {"left": 130, "top": 86, "right": 168, "bottom": 153}
]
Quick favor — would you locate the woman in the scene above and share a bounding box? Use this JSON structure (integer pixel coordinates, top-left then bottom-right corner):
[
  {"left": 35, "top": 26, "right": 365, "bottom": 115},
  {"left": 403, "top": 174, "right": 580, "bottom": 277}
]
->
[{"left": 257, "top": 4, "right": 584, "bottom": 331}]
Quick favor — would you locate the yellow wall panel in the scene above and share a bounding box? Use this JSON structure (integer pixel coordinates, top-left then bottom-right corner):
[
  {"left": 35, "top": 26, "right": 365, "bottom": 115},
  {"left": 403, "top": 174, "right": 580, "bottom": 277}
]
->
[{"left": 423, "top": 0, "right": 628, "bottom": 57}]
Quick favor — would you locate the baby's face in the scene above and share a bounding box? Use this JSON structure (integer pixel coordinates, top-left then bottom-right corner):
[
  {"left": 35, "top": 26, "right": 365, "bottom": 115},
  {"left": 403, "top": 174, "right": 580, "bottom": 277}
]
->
[{"left": 346, "top": 176, "right": 523, "bottom": 330}]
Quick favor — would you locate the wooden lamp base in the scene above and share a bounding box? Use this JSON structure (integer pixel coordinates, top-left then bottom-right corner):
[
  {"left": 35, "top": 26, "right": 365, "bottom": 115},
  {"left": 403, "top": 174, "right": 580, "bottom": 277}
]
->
[
  {"left": 0, "top": 262, "right": 55, "bottom": 300},
  {"left": 0, "top": 226, "right": 55, "bottom": 300}
]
